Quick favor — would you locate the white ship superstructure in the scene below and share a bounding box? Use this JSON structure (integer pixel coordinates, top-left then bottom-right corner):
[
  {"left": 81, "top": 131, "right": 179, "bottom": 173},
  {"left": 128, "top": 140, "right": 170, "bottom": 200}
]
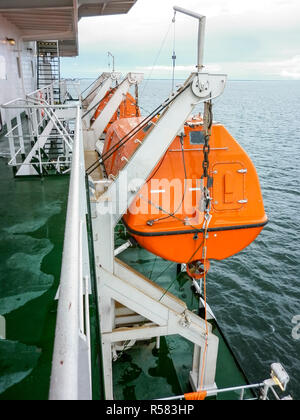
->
[{"left": 0, "top": 0, "right": 137, "bottom": 128}]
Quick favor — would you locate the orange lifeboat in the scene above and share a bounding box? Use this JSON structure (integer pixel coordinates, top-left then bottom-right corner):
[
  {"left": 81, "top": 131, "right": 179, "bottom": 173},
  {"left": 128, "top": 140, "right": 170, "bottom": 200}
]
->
[
  {"left": 91, "top": 88, "right": 140, "bottom": 133},
  {"left": 103, "top": 114, "right": 268, "bottom": 264}
]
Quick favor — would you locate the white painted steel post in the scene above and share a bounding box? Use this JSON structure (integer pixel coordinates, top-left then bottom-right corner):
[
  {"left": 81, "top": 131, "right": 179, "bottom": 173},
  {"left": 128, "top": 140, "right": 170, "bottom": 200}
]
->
[{"left": 16, "top": 113, "right": 25, "bottom": 156}]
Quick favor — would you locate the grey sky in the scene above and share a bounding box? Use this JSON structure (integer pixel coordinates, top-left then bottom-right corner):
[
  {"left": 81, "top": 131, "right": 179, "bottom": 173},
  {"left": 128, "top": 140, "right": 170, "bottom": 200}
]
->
[{"left": 62, "top": 0, "right": 300, "bottom": 79}]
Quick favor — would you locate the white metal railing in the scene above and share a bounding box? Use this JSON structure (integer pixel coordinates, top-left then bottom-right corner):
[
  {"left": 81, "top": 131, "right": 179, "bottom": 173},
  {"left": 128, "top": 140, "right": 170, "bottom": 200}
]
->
[
  {"left": 49, "top": 106, "right": 93, "bottom": 400},
  {"left": 158, "top": 383, "right": 263, "bottom": 401},
  {"left": 1, "top": 83, "right": 55, "bottom": 169},
  {"left": 27, "top": 83, "right": 55, "bottom": 106}
]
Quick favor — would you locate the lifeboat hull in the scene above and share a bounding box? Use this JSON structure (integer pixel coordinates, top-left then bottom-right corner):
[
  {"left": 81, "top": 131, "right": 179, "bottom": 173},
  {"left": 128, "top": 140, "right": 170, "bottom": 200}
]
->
[{"left": 103, "top": 116, "right": 268, "bottom": 264}]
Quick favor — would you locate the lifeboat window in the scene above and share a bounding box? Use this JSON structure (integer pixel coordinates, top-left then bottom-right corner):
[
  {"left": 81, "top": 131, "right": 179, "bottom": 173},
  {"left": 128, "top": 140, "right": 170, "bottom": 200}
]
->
[
  {"left": 143, "top": 122, "right": 153, "bottom": 133},
  {"left": 190, "top": 131, "right": 205, "bottom": 145}
]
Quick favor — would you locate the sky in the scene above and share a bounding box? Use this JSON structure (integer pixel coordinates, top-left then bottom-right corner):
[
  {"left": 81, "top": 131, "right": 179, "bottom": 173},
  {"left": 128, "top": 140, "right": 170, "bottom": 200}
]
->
[{"left": 61, "top": 0, "right": 300, "bottom": 80}]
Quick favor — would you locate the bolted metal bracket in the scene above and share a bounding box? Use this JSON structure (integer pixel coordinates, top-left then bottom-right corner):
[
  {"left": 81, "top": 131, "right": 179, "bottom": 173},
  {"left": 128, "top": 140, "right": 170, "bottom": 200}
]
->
[
  {"left": 127, "top": 72, "right": 144, "bottom": 85},
  {"left": 192, "top": 73, "right": 227, "bottom": 100}
]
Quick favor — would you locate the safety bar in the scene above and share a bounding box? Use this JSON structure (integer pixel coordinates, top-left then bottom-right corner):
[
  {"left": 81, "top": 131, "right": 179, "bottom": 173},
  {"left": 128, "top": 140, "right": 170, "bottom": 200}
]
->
[
  {"left": 1, "top": 102, "right": 78, "bottom": 109},
  {"left": 157, "top": 362, "right": 291, "bottom": 401},
  {"left": 158, "top": 383, "right": 264, "bottom": 401}
]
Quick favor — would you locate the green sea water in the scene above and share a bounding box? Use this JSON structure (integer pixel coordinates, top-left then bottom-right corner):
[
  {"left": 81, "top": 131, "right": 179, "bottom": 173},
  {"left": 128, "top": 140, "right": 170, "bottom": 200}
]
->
[{"left": 0, "top": 157, "right": 69, "bottom": 399}]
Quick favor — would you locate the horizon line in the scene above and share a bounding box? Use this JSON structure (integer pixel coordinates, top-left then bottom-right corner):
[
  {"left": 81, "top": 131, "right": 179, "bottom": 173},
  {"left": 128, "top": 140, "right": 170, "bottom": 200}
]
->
[{"left": 62, "top": 76, "right": 300, "bottom": 82}]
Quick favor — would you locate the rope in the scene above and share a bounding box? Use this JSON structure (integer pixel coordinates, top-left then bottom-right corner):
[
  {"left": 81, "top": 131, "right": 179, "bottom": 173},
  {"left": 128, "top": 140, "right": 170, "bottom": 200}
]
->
[
  {"left": 146, "top": 133, "right": 187, "bottom": 226},
  {"left": 81, "top": 76, "right": 101, "bottom": 96},
  {"left": 199, "top": 219, "right": 209, "bottom": 390},
  {"left": 86, "top": 99, "right": 167, "bottom": 175},
  {"left": 139, "top": 193, "right": 204, "bottom": 234},
  {"left": 148, "top": 255, "right": 158, "bottom": 280},
  {"left": 140, "top": 20, "right": 173, "bottom": 99}
]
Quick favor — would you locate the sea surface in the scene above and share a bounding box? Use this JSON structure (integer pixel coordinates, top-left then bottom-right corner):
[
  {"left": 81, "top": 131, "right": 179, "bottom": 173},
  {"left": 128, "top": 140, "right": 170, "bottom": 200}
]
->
[
  {"left": 138, "top": 78, "right": 300, "bottom": 398},
  {"left": 0, "top": 78, "right": 299, "bottom": 399}
]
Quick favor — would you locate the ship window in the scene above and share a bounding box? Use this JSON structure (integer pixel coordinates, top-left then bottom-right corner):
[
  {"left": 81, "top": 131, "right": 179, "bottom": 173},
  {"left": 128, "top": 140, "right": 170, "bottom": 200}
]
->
[{"left": 190, "top": 130, "right": 205, "bottom": 145}]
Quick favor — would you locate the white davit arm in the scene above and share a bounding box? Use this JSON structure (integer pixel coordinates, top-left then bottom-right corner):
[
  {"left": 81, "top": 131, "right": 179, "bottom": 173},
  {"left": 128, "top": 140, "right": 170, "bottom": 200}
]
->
[
  {"left": 82, "top": 72, "right": 113, "bottom": 108},
  {"left": 91, "top": 72, "right": 144, "bottom": 144},
  {"left": 82, "top": 72, "right": 122, "bottom": 127}
]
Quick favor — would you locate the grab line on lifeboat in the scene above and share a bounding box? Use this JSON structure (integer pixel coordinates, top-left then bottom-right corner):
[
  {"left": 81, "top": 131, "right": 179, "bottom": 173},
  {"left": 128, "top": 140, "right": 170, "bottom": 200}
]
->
[{"left": 122, "top": 219, "right": 269, "bottom": 237}]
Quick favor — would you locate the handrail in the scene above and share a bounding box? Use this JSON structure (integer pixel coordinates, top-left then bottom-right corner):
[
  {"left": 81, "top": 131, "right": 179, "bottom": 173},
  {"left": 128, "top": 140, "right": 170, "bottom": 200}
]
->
[
  {"left": 7, "top": 159, "right": 72, "bottom": 168},
  {"left": 49, "top": 106, "right": 92, "bottom": 400},
  {"left": 157, "top": 382, "right": 264, "bottom": 401},
  {"left": 157, "top": 373, "right": 291, "bottom": 401},
  {"left": 26, "top": 83, "right": 54, "bottom": 98}
]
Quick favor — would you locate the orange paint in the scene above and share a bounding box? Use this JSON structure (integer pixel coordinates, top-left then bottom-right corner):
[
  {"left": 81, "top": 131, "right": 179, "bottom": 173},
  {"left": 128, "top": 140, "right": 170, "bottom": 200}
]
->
[{"left": 184, "top": 391, "right": 207, "bottom": 400}]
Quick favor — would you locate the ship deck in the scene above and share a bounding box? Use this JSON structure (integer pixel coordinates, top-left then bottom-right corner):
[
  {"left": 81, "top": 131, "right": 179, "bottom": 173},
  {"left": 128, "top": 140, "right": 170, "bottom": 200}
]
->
[{"left": 0, "top": 134, "right": 252, "bottom": 400}]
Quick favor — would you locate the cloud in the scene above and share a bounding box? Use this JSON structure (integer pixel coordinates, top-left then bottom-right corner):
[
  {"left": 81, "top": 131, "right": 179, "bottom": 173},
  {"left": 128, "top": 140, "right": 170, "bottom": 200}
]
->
[
  {"left": 61, "top": 56, "right": 300, "bottom": 80},
  {"left": 137, "top": 64, "right": 222, "bottom": 73},
  {"left": 221, "top": 56, "right": 300, "bottom": 79},
  {"left": 277, "top": 56, "right": 300, "bottom": 79},
  {"left": 130, "top": 57, "right": 300, "bottom": 80},
  {"left": 61, "top": 0, "right": 300, "bottom": 80}
]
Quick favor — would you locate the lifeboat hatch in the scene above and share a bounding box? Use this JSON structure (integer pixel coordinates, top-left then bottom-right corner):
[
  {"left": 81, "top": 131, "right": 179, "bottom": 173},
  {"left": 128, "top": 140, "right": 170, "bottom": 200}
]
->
[{"left": 212, "top": 162, "right": 246, "bottom": 211}]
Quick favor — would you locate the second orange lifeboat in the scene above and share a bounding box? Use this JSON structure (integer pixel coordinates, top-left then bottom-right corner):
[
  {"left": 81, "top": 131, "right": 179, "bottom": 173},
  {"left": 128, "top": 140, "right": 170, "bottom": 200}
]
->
[{"left": 91, "top": 88, "right": 140, "bottom": 133}]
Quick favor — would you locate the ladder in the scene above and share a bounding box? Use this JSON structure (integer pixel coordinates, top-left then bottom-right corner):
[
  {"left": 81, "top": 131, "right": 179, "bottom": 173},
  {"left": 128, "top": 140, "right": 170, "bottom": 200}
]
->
[{"left": 37, "top": 41, "right": 61, "bottom": 103}]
